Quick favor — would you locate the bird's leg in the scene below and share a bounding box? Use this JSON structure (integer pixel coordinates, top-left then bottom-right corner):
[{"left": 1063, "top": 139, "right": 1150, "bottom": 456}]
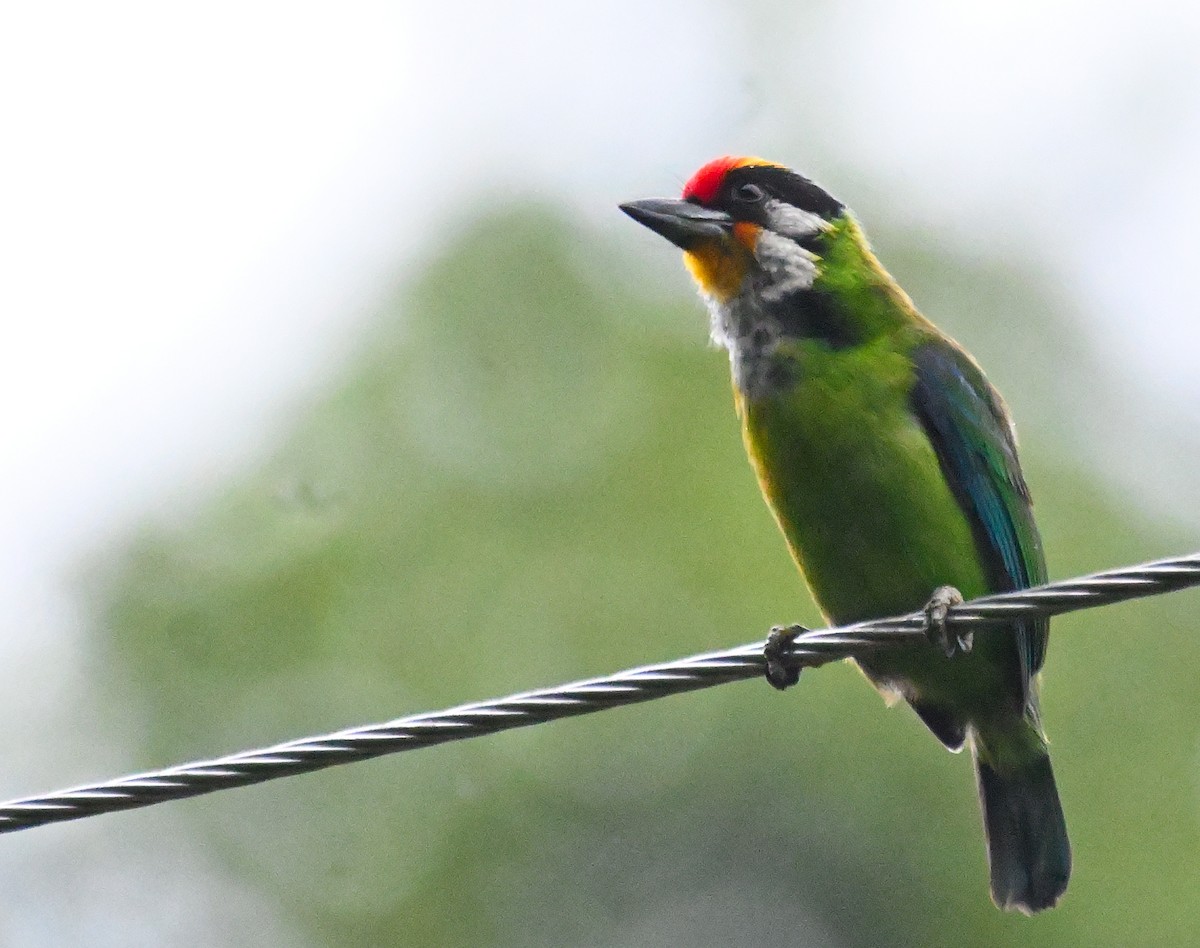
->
[
  {"left": 924, "top": 585, "right": 970, "bottom": 657},
  {"left": 764, "top": 625, "right": 806, "bottom": 690}
]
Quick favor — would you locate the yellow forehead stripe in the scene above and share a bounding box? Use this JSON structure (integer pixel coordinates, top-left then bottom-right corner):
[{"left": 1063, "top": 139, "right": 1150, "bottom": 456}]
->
[{"left": 737, "top": 156, "right": 781, "bottom": 169}]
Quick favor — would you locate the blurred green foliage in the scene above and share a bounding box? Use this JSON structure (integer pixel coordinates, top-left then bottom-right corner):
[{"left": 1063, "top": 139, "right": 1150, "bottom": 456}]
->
[{"left": 98, "top": 207, "right": 1200, "bottom": 946}]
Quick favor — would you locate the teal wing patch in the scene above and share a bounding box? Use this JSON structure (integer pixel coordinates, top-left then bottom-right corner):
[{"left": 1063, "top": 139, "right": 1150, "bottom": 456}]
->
[{"left": 910, "top": 340, "right": 1048, "bottom": 700}]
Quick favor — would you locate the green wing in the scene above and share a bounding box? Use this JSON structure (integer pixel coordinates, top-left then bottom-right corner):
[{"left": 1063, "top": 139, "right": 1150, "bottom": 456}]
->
[{"left": 910, "top": 339, "right": 1048, "bottom": 699}]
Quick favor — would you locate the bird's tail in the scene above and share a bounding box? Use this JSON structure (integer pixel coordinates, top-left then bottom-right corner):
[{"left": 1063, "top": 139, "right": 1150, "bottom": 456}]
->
[{"left": 973, "top": 736, "right": 1071, "bottom": 914}]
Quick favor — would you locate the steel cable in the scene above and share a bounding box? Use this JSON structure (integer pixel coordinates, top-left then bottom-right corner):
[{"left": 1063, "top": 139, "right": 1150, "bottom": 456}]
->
[{"left": 0, "top": 552, "right": 1196, "bottom": 834}]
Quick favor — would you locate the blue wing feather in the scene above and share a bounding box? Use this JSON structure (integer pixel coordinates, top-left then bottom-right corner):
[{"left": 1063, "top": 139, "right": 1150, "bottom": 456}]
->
[{"left": 910, "top": 340, "right": 1048, "bottom": 702}]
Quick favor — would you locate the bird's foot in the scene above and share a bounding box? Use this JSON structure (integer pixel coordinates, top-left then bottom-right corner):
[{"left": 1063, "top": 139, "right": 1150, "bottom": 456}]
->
[
  {"left": 764, "top": 625, "right": 806, "bottom": 691},
  {"left": 924, "top": 585, "right": 970, "bottom": 657}
]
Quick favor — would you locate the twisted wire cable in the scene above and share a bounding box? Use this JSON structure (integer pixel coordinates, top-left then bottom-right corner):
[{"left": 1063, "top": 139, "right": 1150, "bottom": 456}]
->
[{"left": 2, "top": 551, "right": 1197, "bottom": 835}]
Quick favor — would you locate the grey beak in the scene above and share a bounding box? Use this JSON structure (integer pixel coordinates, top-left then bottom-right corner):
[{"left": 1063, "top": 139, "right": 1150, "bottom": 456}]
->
[{"left": 619, "top": 198, "right": 734, "bottom": 250}]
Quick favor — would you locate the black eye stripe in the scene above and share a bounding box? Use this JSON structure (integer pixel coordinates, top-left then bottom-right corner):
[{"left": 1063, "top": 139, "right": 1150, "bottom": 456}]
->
[{"left": 721, "top": 167, "right": 845, "bottom": 219}]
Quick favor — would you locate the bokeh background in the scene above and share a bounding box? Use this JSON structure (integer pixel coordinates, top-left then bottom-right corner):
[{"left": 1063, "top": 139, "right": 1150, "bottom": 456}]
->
[{"left": 3, "top": 2, "right": 1200, "bottom": 945}]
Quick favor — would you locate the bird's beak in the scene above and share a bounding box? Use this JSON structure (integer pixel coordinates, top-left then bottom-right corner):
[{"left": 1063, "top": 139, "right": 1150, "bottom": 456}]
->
[{"left": 619, "top": 198, "right": 733, "bottom": 250}]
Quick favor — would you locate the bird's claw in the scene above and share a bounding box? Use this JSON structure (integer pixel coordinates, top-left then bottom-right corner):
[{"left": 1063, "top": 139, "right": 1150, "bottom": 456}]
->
[
  {"left": 924, "top": 585, "right": 970, "bottom": 657},
  {"left": 764, "top": 625, "right": 806, "bottom": 690}
]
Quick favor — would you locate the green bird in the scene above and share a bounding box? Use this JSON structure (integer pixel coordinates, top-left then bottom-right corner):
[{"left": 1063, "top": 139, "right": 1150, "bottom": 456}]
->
[{"left": 621, "top": 156, "right": 1070, "bottom": 914}]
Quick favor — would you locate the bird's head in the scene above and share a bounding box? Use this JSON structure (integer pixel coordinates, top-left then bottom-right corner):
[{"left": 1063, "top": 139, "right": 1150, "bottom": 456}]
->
[{"left": 620, "top": 156, "right": 846, "bottom": 304}]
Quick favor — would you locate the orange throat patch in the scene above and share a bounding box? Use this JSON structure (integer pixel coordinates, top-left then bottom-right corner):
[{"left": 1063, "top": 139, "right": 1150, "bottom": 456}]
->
[{"left": 682, "top": 224, "right": 759, "bottom": 302}]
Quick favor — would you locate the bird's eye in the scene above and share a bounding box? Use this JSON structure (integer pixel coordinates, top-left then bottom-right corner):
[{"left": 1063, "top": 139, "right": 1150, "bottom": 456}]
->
[{"left": 733, "top": 183, "right": 766, "bottom": 204}]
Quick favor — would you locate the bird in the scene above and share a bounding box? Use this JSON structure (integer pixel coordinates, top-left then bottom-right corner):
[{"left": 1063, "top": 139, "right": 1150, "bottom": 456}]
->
[{"left": 620, "top": 156, "right": 1070, "bottom": 914}]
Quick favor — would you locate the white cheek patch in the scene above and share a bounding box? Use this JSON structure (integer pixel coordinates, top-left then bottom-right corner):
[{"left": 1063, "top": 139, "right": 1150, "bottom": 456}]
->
[
  {"left": 754, "top": 230, "right": 818, "bottom": 303},
  {"left": 764, "top": 199, "right": 825, "bottom": 239}
]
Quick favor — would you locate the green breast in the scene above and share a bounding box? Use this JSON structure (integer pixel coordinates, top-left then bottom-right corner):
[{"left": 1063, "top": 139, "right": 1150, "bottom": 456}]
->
[{"left": 739, "top": 336, "right": 989, "bottom": 624}]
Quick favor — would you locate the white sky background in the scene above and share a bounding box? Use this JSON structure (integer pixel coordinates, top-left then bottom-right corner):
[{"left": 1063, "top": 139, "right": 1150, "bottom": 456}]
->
[{"left": 1, "top": 0, "right": 1198, "bottom": 940}]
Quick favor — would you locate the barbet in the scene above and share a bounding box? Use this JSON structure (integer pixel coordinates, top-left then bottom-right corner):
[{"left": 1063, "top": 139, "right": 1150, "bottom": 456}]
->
[{"left": 621, "top": 157, "right": 1070, "bottom": 913}]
